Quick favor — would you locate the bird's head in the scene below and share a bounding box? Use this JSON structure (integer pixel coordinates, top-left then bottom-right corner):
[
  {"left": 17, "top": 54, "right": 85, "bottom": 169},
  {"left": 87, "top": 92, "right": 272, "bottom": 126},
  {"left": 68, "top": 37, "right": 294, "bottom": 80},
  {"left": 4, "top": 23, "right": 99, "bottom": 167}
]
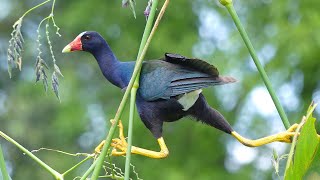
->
[{"left": 62, "top": 31, "right": 104, "bottom": 54}]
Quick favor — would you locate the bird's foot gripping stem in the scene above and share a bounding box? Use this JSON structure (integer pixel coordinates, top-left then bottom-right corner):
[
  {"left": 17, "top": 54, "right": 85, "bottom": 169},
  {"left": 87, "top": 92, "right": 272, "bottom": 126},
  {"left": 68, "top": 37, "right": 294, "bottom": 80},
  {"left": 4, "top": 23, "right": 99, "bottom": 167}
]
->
[
  {"left": 94, "top": 119, "right": 126, "bottom": 154},
  {"left": 231, "top": 123, "right": 299, "bottom": 147},
  {"left": 95, "top": 120, "right": 169, "bottom": 159}
]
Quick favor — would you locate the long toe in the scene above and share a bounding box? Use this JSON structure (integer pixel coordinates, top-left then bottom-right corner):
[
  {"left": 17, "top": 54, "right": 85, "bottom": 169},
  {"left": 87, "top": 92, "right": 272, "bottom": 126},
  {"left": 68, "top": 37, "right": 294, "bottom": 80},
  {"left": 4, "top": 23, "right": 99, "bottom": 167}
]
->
[
  {"left": 287, "top": 123, "right": 299, "bottom": 132},
  {"left": 94, "top": 140, "right": 106, "bottom": 153},
  {"left": 111, "top": 138, "right": 128, "bottom": 155},
  {"left": 279, "top": 132, "right": 297, "bottom": 143}
]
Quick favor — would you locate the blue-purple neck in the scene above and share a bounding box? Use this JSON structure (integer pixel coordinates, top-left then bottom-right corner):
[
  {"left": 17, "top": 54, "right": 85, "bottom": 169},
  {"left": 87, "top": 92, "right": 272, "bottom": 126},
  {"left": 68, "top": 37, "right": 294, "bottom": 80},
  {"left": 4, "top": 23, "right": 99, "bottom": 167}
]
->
[{"left": 91, "top": 42, "right": 124, "bottom": 88}]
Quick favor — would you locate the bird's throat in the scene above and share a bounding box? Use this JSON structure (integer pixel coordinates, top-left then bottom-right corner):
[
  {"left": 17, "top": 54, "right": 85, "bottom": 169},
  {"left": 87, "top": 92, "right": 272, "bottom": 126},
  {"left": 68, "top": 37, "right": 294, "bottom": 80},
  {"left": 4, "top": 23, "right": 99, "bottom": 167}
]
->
[{"left": 92, "top": 45, "right": 124, "bottom": 88}]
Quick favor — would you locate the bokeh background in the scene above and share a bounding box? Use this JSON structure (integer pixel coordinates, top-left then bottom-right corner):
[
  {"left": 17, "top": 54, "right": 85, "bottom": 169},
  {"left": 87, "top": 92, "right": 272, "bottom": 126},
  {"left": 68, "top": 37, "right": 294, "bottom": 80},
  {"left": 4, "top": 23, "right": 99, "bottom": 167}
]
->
[{"left": 1, "top": 0, "right": 320, "bottom": 179}]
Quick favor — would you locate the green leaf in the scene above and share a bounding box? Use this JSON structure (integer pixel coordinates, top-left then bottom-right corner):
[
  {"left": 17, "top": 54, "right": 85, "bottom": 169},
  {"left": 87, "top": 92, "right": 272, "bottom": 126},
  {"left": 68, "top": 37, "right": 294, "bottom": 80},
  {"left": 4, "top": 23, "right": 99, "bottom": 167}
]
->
[
  {"left": 304, "top": 149, "right": 320, "bottom": 179},
  {"left": 284, "top": 103, "right": 320, "bottom": 180},
  {"left": 0, "top": 144, "right": 10, "bottom": 180},
  {"left": 128, "top": 0, "right": 136, "bottom": 19},
  {"left": 122, "top": 0, "right": 136, "bottom": 19},
  {"left": 51, "top": 72, "right": 60, "bottom": 101},
  {"left": 54, "top": 64, "right": 64, "bottom": 77}
]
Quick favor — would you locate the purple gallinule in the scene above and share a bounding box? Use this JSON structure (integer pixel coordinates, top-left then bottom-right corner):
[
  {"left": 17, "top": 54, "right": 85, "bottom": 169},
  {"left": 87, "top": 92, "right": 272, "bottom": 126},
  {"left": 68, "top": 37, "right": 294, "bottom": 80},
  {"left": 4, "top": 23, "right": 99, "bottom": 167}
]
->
[{"left": 62, "top": 31, "right": 298, "bottom": 158}]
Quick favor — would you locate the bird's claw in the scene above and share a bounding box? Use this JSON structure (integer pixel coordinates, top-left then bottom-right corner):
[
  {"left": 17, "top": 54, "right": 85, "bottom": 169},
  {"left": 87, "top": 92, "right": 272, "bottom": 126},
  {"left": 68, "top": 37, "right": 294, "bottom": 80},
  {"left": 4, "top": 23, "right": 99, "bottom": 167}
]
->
[
  {"left": 94, "top": 137, "right": 129, "bottom": 156},
  {"left": 277, "top": 132, "right": 296, "bottom": 143},
  {"left": 94, "top": 119, "right": 126, "bottom": 155},
  {"left": 94, "top": 138, "right": 128, "bottom": 156},
  {"left": 287, "top": 123, "right": 299, "bottom": 133},
  {"left": 111, "top": 138, "right": 128, "bottom": 156},
  {"left": 110, "top": 119, "right": 128, "bottom": 156},
  {"left": 94, "top": 140, "right": 106, "bottom": 154},
  {"left": 278, "top": 123, "right": 300, "bottom": 143}
]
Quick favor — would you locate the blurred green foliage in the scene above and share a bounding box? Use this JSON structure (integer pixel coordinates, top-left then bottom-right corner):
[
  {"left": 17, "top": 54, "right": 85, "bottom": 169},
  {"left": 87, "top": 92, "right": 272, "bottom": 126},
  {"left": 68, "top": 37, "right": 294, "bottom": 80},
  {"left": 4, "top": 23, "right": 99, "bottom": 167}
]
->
[{"left": 0, "top": 0, "right": 320, "bottom": 179}]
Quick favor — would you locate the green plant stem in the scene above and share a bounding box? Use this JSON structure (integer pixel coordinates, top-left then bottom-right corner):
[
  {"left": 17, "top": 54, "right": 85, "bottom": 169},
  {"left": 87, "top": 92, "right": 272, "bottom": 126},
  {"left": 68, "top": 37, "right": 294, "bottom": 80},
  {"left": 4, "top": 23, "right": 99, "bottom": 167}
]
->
[
  {"left": 0, "top": 144, "right": 10, "bottom": 180},
  {"left": 90, "top": 0, "right": 169, "bottom": 178},
  {"left": 129, "top": 0, "right": 136, "bottom": 19},
  {"left": 99, "top": 174, "right": 124, "bottom": 180},
  {"left": 223, "top": 2, "right": 290, "bottom": 129},
  {"left": 21, "top": 0, "right": 51, "bottom": 18},
  {"left": 51, "top": 0, "right": 56, "bottom": 13},
  {"left": 124, "top": 0, "right": 159, "bottom": 179},
  {"left": 125, "top": 88, "right": 137, "bottom": 180},
  {"left": 80, "top": 159, "right": 97, "bottom": 180},
  {"left": 0, "top": 131, "right": 63, "bottom": 180},
  {"left": 62, "top": 155, "right": 93, "bottom": 177},
  {"left": 89, "top": 96, "right": 130, "bottom": 179}
]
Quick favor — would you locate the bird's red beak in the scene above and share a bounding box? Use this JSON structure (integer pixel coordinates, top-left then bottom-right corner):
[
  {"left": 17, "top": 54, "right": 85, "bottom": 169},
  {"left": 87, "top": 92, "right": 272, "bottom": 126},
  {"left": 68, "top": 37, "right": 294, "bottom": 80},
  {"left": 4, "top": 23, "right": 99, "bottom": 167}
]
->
[{"left": 62, "top": 34, "right": 83, "bottom": 53}]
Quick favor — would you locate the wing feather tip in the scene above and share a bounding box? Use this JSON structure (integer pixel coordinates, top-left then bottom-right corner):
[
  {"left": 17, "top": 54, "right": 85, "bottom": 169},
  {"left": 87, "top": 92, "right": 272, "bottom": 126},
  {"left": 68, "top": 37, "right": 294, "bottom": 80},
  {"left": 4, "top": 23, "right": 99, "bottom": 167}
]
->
[{"left": 219, "top": 76, "right": 237, "bottom": 83}]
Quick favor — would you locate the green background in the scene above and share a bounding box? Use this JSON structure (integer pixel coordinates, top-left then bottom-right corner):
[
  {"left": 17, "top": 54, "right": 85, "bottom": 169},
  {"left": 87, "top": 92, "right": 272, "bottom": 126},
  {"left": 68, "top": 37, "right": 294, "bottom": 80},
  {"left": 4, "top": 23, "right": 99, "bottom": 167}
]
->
[{"left": 0, "top": 0, "right": 319, "bottom": 179}]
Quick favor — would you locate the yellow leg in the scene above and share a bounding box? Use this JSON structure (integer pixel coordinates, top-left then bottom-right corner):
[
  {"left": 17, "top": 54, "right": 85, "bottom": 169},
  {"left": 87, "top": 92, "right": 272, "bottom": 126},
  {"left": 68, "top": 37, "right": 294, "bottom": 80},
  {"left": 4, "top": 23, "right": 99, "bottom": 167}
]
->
[
  {"left": 231, "top": 123, "right": 299, "bottom": 147},
  {"left": 95, "top": 120, "right": 169, "bottom": 159},
  {"left": 111, "top": 137, "right": 169, "bottom": 159}
]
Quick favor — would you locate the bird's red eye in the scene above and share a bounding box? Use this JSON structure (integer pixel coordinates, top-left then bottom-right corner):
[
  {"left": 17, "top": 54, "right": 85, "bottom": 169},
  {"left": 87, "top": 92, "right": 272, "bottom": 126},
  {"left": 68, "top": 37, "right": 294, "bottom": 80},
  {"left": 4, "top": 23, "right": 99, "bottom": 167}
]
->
[{"left": 84, "top": 35, "right": 90, "bottom": 40}]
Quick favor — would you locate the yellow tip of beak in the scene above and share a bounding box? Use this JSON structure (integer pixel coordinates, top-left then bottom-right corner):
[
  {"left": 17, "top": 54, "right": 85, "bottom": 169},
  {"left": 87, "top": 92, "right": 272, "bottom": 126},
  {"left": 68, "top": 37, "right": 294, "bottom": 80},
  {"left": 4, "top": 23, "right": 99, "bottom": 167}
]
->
[{"left": 62, "top": 44, "right": 72, "bottom": 53}]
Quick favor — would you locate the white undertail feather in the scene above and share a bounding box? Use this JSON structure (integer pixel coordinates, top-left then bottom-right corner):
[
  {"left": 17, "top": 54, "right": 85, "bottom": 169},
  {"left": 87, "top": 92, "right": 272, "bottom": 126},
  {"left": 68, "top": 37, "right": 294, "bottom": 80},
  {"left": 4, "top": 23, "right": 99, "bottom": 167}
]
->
[{"left": 178, "top": 89, "right": 202, "bottom": 111}]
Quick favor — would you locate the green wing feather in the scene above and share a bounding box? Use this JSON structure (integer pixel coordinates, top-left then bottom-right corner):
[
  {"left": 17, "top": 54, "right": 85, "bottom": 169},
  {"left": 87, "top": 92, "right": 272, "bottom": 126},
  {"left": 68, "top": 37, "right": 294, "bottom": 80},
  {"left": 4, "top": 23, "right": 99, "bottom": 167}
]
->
[
  {"left": 163, "top": 53, "right": 219, "bottom": 77},
  {"left": 139, "top": 54, "right": 236, "bottom": 101}
]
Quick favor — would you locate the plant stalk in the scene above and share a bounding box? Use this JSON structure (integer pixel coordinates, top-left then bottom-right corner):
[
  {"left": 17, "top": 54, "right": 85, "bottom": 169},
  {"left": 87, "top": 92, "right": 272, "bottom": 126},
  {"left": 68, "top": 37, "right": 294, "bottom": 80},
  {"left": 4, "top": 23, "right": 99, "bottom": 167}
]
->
[
  {"left": 125, "top": 88, "right": 137, "bottom": 180},
  {"left": 0, "top": 144, "right": 10, "bottom": 180},
  {"left": 222, "top": 1, "right": 290, "bottom": 129},
  {"left": 51, "top": 0, "right": 56, "bottom": 13},
  {"left": 90, "top": 0, "right": 169, "bottom": 178},
  {"left": 0, "top": 131, "right": 63, "bottom": 180},
  {"left": 80, "top": 159, "right": 97, "bottom": 180},
  {"left": 124, "top": 0, "right": 159, "bottom": 179},
  {"left": 22, "top": 0, "right": 51, "bottom": 18},
  {"left": 62, "top": 155, "right": 93, "bottom": 177}
]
